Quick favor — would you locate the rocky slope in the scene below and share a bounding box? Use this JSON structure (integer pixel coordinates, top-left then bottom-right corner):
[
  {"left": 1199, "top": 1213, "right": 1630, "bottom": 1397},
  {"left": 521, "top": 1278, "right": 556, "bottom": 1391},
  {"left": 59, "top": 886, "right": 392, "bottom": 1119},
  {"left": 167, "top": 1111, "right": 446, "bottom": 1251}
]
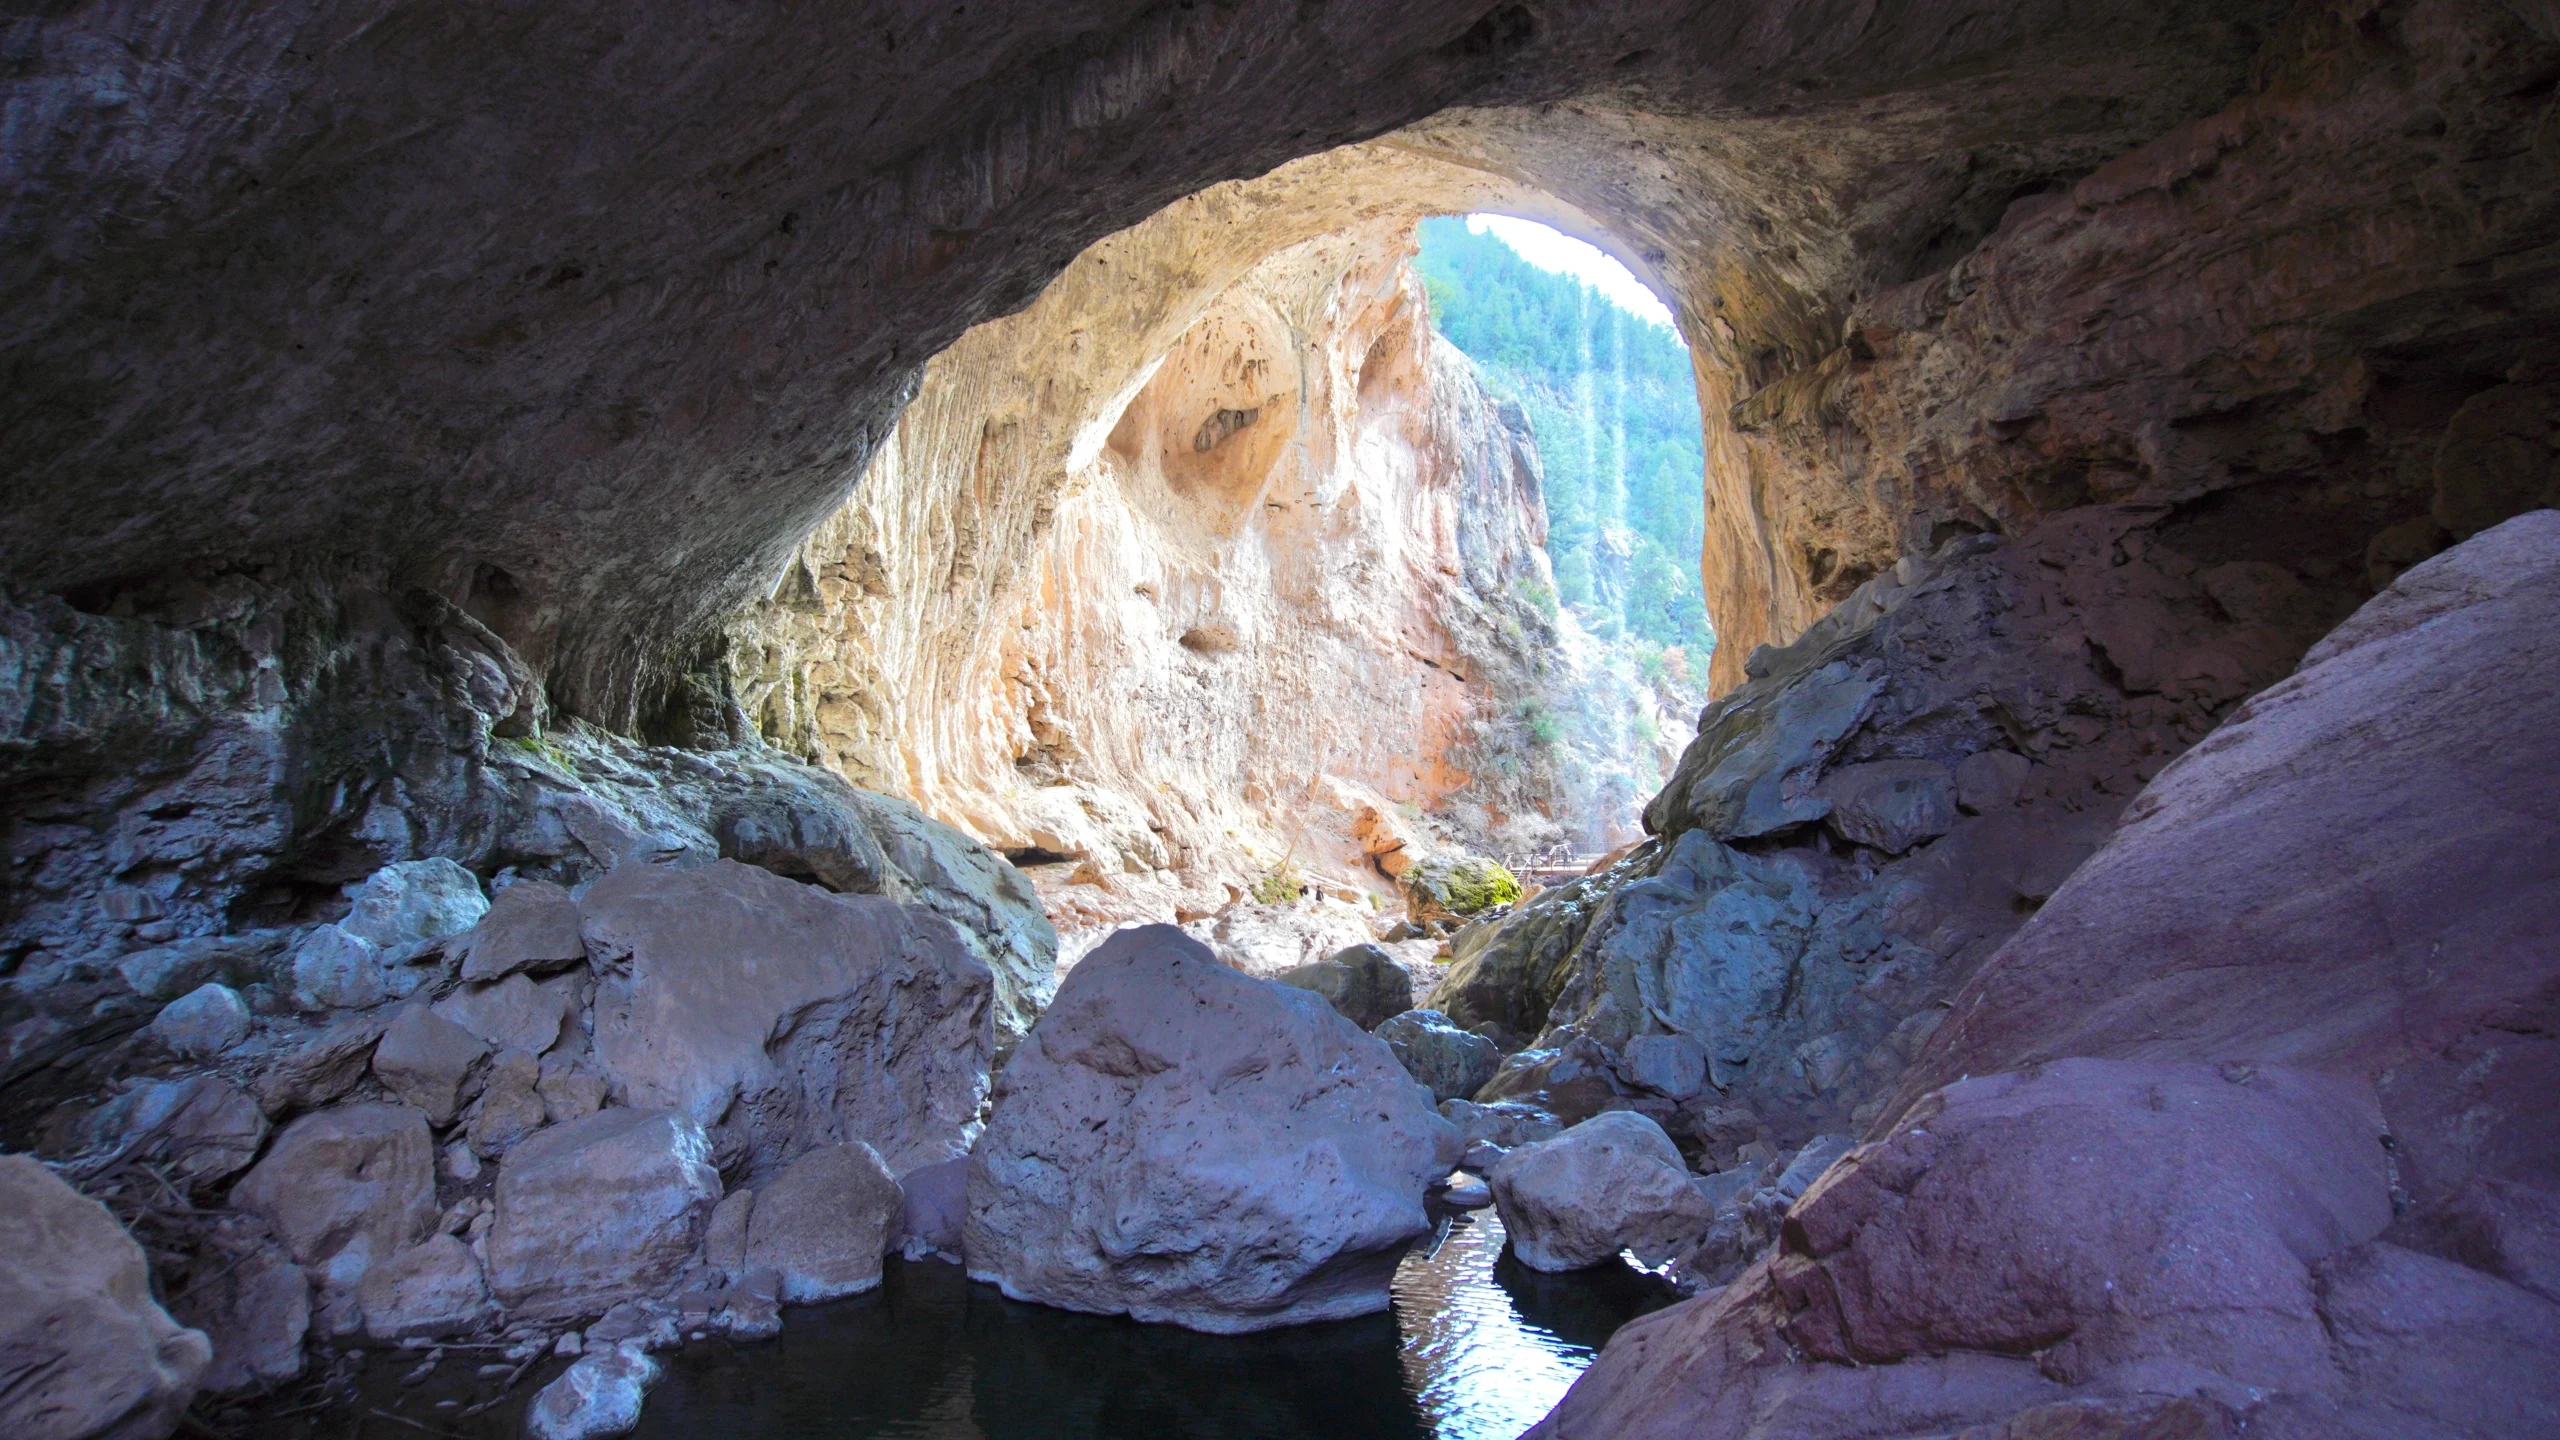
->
[{"left": 1522, "top": 512, "right": 2560, "bottom": 1440}]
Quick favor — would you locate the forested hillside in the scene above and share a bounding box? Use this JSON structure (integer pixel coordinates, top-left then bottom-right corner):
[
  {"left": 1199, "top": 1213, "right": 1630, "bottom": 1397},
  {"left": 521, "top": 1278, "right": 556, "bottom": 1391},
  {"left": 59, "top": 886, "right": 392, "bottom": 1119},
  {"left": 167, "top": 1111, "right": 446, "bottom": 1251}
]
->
[{"left": 1415, "top": 216, "right": 1714, "bottom": 662}]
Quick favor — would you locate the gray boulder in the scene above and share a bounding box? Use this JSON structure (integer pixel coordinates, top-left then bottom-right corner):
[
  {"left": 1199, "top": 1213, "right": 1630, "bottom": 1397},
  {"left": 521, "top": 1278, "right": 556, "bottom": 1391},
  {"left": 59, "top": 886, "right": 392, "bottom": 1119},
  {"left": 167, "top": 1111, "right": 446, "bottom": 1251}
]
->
[
  {"left": 144, "top": 981, "right": 252, "bottom": 1058},
  {"left": 966, "top": 925, "right": 1456, "bottom": 1333},
  {"left": 579, "top": 859, "right": 993, "bottom": 1179},
  {"left": 115, "top": 933, "right": 280, "bottom": 1001},
  {"left": 252, "top": 1013, "right": 388, "bottom": 1117},
  {"left": 289, "top": 923, "right": 387, "bottom": 1011},
  {"left": 358, "top": 1233, "right": 491, "bottom": 1340},
  {"left": 433, "top": 971, "right": 573, "bottom": 1057},
  {"left": 458, "top": 877, "right": 585, "bottom": 982},
  {"left": 485, "top": 1107, "right": 722, "bottom": 1322},
  {"left": 341, "top": 857, "right": 488, "bottom": 950},
  {"left": 526, "top": 1343, "right": 662, "bottom": 1440},
  {"left": 0, "top": 1155, "right": 210, "bottom": 1440},
  {"left": 371, "top": 1003, "right": 488, "bottom": 1125},
  {"left": 1278, "top": 943, "right": 1416, "bottom": 1030},
  {"left": 1375, "top": 1008, "right": 1501, "bottom": 1101},
  {"left": 743, "top": 1141, "right": 902, "bottom": 1302},
  {"left": 1488, "top": 1110, "right": 1715, "bottom": 1272},
  {"left": 82, "top": 1074, "right": 268, "bottom": 1189},
  {"left": 229, "top": 1102, "right": 439, "bottom": 1329}
]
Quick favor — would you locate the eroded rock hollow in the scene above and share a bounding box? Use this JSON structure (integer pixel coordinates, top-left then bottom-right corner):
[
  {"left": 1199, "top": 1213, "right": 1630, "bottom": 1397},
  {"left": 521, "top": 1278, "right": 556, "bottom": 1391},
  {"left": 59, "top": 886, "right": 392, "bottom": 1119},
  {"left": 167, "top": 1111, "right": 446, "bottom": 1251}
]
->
[{"left": 4, "top": 0, "right": 2558, "bottom": 1437}]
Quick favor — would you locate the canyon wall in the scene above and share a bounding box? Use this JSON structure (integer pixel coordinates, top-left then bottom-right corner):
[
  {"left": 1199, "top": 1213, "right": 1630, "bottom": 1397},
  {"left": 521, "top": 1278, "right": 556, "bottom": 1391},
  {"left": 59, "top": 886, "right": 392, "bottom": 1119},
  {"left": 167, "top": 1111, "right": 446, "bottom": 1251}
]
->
[{"left": 729, "top": 219, "right": 1695, "bottom": 935}]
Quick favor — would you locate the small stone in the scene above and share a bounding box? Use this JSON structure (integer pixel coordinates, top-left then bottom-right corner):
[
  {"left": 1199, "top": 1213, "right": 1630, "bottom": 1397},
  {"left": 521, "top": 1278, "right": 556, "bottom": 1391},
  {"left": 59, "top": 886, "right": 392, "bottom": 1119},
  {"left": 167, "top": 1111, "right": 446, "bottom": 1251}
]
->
[
  {"left": 1442, "top": 1182, "right": 1494, "bottom": 1210},
  {"left": 230, "top": 1102, "right": 439, "bottom": 1326},
  {"left": 253, "top": 1013, "right": 390, "bottom": 1117},
  {"left": 1460, "top": 1140, "right": 1507, "bottom": 1173},
  {"left": 1277, "top": 944, "right": 1416, "bottom": 1030},
  {"left": 146, "top": 982, "right": 254, "bottom": 1058},
  {"left": 538, "top": 1051, "right": 610, "bottom": 1125},
  {"left": 895, "top": 1156, "right": 968, "bottom": 1260},
  {"left": 485, "top": 1108, "right": 722, "bottom": 1323},
  {"left": 81, "top": 1075, "right": 269, "bottom": 1188},
  {"left": 291, "top": 924, "right": 387, "bottom": 1011},
  {"left": 441, "top": 1141, "right": 482, "bottom": 1182},
  {"left": 556, "top": 1330, "right": 584, "bottom": 1356},
  {"left": 170, "top": 1215, "right": 309, "bottom": 1395}
]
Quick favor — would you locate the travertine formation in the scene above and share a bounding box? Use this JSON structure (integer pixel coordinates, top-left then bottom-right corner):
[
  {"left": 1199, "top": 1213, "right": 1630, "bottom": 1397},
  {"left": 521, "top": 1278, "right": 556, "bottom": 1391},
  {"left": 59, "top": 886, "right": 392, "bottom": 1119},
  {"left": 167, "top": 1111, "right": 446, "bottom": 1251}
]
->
[{"left": 729, "top": 209, "right": 1689, "bottom": 924}]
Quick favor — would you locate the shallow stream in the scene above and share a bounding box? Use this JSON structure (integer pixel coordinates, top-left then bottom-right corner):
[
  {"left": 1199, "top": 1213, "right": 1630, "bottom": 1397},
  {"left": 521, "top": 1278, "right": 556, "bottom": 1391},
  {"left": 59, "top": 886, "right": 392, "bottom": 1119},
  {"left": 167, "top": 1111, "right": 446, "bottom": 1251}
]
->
[{"left": 630, "top": 1208, "right": 1674, "bottom": 1440}]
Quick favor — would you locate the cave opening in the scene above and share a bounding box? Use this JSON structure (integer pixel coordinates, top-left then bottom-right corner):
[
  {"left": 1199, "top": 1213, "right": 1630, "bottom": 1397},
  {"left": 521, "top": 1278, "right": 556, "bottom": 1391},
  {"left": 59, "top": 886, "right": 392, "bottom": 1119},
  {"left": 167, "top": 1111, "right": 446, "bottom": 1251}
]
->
[
  {"left": 5, "top": 4, "right": 2557, "bottom": 1439},
  {"left": 726, "top": 161, "right": 1734, "bottom": 996}
]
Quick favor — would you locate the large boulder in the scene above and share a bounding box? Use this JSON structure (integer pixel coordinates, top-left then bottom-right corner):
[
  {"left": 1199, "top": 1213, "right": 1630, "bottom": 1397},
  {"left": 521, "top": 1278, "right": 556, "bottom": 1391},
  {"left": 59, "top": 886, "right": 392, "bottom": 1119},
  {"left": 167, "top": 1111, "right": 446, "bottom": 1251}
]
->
[
  {"left": 1277, "top": 943, "right": 1415, "bottom": 1030},
  {"left": 1374, "top": 1008, "right": 1502, "bottom": 1101},
  {"left": 1531, "top": 1061, "right": 2409, "bottom": 1440},
  {"left": 358, "top": 1233, "right": 491, "bottom": 1340},
  {"left": 229, "top": 1102, "right": 437, "bottom": 1328},
  {"left": 1488, "top": 1111, "right": 1715, "bottom": 1272},
  {"left": 741, "top": 1141, "right": 903, "bottom": 1302},
  {"left": 578, "top": 859, "right": 993, "bottom": 1179},
  {"left": 1898, "top": 514, "right": 2560, "bottom": 1232},
  {"left": 457, "top": 877, "right": 585, "bottom": 983},
  {"left": 714, "top": 782, "right": 1060, "bottom": 1047},
  {"left": 80, "top": 1075, "right": 268, "bottom": 1190},
  {"left": 0, "top": 1154, "right": 210, "bottom": 1440},
  {"left": 1531, "top": 517, "right": 2560, "bottom": 1438},
  {"left": 484, "top": 1107, "right": 722, "bottom": 1322},
  {"left": 340, "top": 857, "right": 488, "bottom": 950},
  {"left": 965, "top": 925, "right": 1456, "bottom": 1333}
]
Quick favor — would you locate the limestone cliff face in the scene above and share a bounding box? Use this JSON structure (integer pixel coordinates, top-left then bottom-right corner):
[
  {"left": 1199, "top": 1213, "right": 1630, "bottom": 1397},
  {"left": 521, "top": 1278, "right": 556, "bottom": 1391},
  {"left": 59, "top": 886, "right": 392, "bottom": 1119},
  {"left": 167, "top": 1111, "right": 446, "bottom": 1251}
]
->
[{"left": 731, "top": 222, "right": 1690, "bottom": 929}]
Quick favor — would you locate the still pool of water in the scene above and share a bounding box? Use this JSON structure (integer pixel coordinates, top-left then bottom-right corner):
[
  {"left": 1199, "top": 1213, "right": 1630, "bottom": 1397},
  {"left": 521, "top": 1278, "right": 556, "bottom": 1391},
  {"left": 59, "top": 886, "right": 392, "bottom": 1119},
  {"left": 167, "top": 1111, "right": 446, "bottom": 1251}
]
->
[{"left": 632, "top": 1208, "right": 1675, "bottom": 1440}]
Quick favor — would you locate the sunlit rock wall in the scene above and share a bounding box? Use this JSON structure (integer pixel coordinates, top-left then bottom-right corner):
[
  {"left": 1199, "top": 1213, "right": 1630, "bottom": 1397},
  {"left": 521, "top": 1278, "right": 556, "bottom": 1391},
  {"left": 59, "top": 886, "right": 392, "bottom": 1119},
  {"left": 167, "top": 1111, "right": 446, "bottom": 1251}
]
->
[{"left": 731, "top": 216, "right": 1695, "bottom": 929}]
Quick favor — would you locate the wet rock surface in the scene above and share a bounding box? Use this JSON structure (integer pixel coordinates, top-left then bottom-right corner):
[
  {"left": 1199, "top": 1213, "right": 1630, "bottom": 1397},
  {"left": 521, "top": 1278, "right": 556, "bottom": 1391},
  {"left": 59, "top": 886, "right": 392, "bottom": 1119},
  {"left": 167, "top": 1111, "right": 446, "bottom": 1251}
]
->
[{"left": 966, "top": 925, "right": 1457, "bottom": 1333}]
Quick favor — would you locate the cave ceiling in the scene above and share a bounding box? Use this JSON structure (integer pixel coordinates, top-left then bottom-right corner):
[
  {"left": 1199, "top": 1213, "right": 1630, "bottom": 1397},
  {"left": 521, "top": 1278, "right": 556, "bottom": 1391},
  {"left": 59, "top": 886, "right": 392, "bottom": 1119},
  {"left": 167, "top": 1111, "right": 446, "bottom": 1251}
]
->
[{"left": 2, "top": 1, "right": 2282, "bottom": 720}]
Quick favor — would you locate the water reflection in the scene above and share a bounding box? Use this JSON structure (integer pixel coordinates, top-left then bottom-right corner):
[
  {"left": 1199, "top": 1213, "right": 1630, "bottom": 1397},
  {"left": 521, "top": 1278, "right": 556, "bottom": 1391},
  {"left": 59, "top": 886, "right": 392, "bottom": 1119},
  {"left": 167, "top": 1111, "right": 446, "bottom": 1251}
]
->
[{"left": 634, "top": 1208, "right": 1672, "bottom": 1440}]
